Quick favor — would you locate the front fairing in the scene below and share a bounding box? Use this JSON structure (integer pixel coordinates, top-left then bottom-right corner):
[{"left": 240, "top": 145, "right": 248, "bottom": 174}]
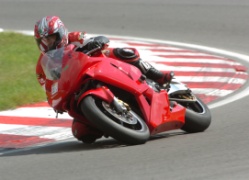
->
[
  {"left": 85, "top": 58, "right": 149, "bottom": 93},
  {"left": 41, "top": 46, "right": 70, "bottom": 81},
  {"left": 41, "top": 46, "right": 147, "bottom": 109},
  {"left": 41, "top": 45, "right": 87, "bottom": 108}
]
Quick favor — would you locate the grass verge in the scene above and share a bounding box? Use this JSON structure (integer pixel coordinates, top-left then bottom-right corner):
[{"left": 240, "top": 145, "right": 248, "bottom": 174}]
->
[{"left": 0, "top": 32, "right": 46, "bottom": 110}]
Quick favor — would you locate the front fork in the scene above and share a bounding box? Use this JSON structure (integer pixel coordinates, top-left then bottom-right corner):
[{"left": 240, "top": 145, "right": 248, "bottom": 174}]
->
[{"left": 76, "top": 84, "right": 131, "bottom": 118}]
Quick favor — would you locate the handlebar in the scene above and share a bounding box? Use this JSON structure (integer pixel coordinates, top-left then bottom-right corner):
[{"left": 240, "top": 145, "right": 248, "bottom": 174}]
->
[{"left": 85, "top": 46, "right": 102, "bottom": 56}]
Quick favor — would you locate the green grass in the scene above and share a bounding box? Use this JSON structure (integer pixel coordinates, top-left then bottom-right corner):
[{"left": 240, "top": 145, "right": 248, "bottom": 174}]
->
[{"left": 0, "top": 32, "right": 46, "bottom": 110}]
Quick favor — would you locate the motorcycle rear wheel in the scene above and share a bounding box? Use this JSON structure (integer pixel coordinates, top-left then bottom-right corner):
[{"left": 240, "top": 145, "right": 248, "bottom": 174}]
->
[
  {"left": 180, "top": 97, "right": 211, "bottom": 133},
  {"left": 80, "top": 95, "right": 150, "bottom": 145}
]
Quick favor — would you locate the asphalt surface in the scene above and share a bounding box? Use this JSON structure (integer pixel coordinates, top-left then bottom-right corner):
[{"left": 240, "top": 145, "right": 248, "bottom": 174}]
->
[{"left": 1, "top": 0, "right": 249, "bottom": 180}]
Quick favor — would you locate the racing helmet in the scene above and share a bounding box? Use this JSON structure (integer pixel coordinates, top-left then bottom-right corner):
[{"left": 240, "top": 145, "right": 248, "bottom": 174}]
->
[{"left": 34, "top": 16, "right": 68, "bottom": 53}]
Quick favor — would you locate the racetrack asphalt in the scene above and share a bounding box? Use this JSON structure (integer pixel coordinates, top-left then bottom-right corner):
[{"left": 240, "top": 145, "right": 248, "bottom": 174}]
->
[{"left": 1, "top": 0, "right": 249, "bottom": 180}]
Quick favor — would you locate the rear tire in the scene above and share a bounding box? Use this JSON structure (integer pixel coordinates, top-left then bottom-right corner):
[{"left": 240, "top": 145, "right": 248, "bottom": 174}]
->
[
  {"left": 180, "top": 97, "right": 211, "bottom": 133},
  {"left": 81, "top": 96, "right": 150, "bottom": 145}
]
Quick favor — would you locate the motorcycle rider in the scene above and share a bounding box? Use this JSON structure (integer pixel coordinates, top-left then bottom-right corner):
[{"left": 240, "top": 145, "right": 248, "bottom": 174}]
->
[{"left": 34, "top": 16, "right": 173, "bottom": 142}]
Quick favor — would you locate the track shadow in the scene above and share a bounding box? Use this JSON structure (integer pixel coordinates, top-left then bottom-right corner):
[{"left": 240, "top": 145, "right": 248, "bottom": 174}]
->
[
  {"left": 1, "top": 131, "right": 186, "bottom": 157},
  {"left": 149, "top": 131, "right": 186, "bottom": 141}
]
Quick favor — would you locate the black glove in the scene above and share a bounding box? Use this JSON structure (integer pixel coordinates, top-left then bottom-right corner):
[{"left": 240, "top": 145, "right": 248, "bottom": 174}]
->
[
  {"left": 87, "top": 40, "right": 102, "bottom": 50},
  {"left": 87, "top": 36, "right": 110, "bottom": 51}
]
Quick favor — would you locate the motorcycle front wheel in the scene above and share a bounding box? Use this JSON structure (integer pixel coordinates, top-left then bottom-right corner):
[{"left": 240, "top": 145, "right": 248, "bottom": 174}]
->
[
  {"left": 80, "top": 95, "right": 150, "bottom": 145},
  {"left": 180, "top": 97, "right": 211, "bottom": 133}
]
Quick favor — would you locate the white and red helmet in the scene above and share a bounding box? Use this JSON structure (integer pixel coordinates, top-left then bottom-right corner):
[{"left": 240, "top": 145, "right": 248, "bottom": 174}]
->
[{"left": 34, "top": 16, "right": 68, "bottom": 53}]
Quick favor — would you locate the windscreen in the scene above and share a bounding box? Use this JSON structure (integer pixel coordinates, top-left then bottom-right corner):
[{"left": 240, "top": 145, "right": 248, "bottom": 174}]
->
[{"left": 40, "top": 47, "right": 65, "bottom": 80}]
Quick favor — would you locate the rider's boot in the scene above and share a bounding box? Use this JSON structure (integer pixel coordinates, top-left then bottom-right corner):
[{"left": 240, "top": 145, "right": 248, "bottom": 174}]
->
[
  {"left": 132, "top": 59, "right": 174, "bottom": 87},
  {"left": 106, "top": 47, "right": 174, "bottom": 87}
]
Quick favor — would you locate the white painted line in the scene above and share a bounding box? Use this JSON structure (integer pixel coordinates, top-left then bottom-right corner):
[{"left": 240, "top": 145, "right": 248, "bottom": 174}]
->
[
  {"left": 0, "top": 107, "right": 72, "bottom": 119},
  {"left": 154, "top": 64, "right": 236, "bottom": 73},
  {"left": 142, "top": 57, "right": 239, "bottom": 65},
  {"left": 175, "top": 76, "right": 246, "bottom": 84},
  {"left": 191, "top": 89, "right": 234, "bottom": 96},
  {"left": 0, "top": 124, "right": 71, "bottom": 141}
]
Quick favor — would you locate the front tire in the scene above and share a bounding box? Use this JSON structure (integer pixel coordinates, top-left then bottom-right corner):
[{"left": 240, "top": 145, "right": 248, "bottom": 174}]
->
[{"left": 80, "top": 96, "right": 150, "bottom": 145}]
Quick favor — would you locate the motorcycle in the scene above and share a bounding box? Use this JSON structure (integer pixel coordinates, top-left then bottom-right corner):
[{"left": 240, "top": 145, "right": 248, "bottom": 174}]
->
[{"left": 41, "top": 43, "right": 211, "bottom": 145}]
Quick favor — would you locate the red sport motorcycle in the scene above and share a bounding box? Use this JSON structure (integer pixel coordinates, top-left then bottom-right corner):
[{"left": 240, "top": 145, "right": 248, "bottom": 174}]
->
[{"left": 41, "top": 43, "right": 211, "bottom": 145}]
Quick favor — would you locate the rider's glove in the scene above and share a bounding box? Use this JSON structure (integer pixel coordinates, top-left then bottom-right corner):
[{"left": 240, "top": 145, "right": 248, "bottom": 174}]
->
[
  {"left": 87, "top": 40, "right": 102, "bottom": 50},
  {"left": 163, "top": 71, "right": 174, "bottom": 83},
  {"left": 87, "top": 36, "right": 110, "bottom": 51}
]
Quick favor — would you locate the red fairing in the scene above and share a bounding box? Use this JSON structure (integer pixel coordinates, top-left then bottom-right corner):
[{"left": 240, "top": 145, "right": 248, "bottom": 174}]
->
[
  {"left": 77, "top": 86, "right": 114, "bottom": 107},
  {"left": 39, "top": 45, "right": 186, "bottom": 141},
  {"left": 149, "top": 91, "right": 185, "bottom": 134}
]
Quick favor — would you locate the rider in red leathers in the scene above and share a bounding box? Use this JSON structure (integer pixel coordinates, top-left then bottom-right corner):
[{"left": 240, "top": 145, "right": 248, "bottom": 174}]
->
[{"left": 34, "top": 16, "right": 173, "bottom": 143}]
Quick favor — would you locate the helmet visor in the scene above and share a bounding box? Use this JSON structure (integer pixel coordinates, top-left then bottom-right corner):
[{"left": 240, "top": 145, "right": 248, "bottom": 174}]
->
[{"left": 36, "top": 34, "right": 59, "bottom": 53}]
